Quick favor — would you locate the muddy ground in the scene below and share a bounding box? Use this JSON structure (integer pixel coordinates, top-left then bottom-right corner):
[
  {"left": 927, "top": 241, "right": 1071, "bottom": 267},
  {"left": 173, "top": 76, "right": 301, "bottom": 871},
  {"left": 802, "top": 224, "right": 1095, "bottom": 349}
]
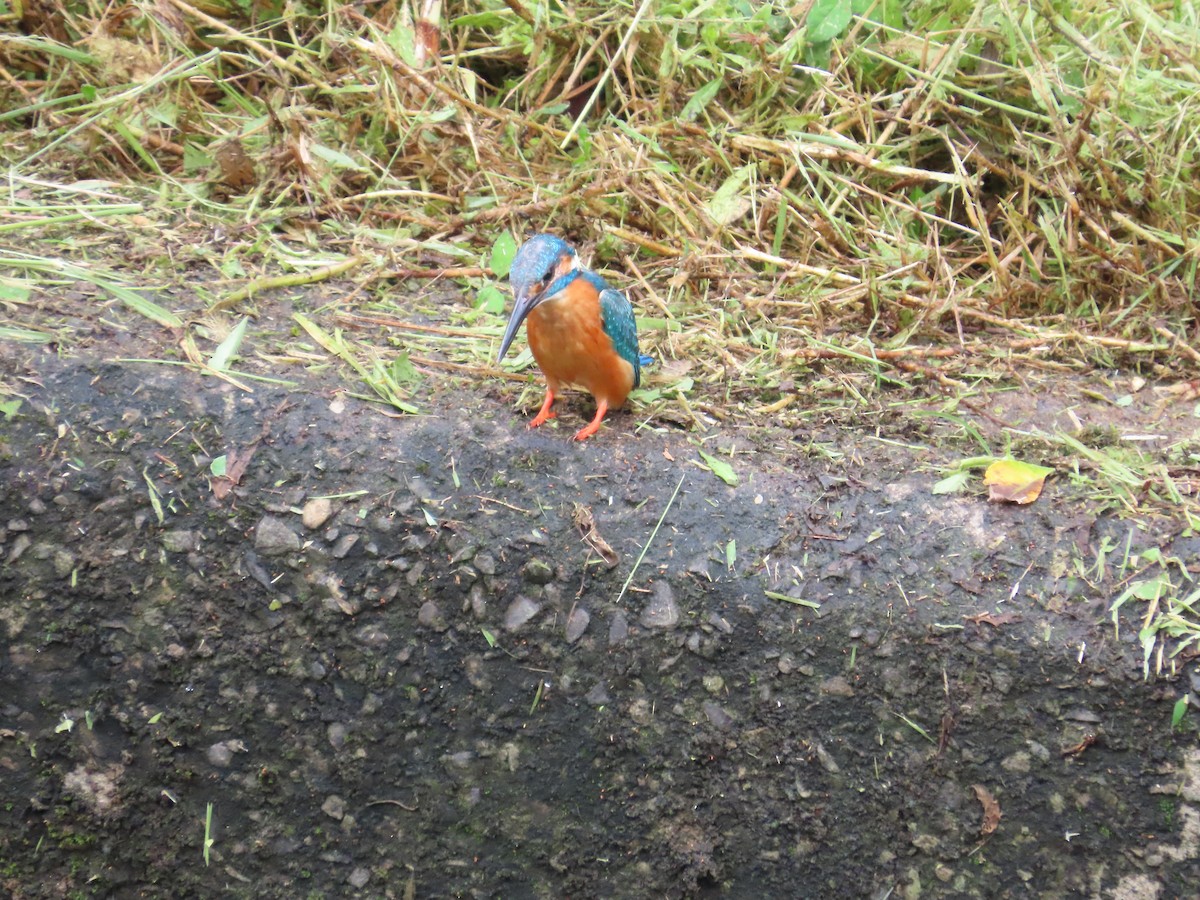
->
[{"left": 1, "top": 292, "right": 1199, "bottom": 899}]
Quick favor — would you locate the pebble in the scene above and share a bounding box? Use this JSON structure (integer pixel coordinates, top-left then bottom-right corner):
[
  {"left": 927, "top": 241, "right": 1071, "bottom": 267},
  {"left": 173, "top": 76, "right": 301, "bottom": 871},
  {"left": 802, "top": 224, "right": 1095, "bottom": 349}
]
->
[
  {"left": 814, "top": 742, "right": 840, "bottom": 774},
  {"left": 469, "top": 584, "right": 487, "bottom": 619},
  {"left": 628, "top": 698, "right": 653, "bottom": 725},
  {"left": 327, "top": 722, "right": 348, "bottom": 750},
  {"left": 609, "top": 610, "right": 629, "bottom": 646},
  {"left": 322, "top": 795, "right": 346, "bottom": 820},
  {"left": 585, "top": 682, "right": 611, "bottom": 706},
  {"left": 418, "top": 600, "right": 447, "bottom": 631},
  {"left": 640, "top": 581, "right": 679, "bottom": 629},
  {"left": 522, "top": 559, "right": 554, "bottom": 584},
  {"left": 702, "top": 700, "right": 734, "bottom": 730},
  {"left": 707, "top": 613, "right": 733, "bottom": 634},
  {"left": 160, "top": 530, "right": 199, "bottom": 553},
  {"left": 504, "top": 596, "right": 541, "bottom": 631},
  {"left": 8, "top": 534, "right": 31, "bottom": 563},
  {"left": 331, "top": 534, "right": 359, "bottom": 559},
  {"left": 302, "top": 498, "right": 333, "bottom": 530},
  {"left": 254, "top": 516, "right": 301, "bottom": 555},
  {"left": 565, "top": 606, "right": 590, "bottom": 644},
  {"left": 820, "top": 676, "right": 855, "bottom": 698},
  {"left": 1001, "top": 750, "right": 1032, "bottom": 774},
  {"left": 207, "top": 742, "right": 234, "bottom": 767}
]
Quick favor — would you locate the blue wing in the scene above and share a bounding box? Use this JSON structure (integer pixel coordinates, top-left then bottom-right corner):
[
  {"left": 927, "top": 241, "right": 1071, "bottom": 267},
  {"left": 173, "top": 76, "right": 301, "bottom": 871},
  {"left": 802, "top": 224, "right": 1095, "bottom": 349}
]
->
[{"left": 598, "top": 286, "right": 643, "bottom": 389}]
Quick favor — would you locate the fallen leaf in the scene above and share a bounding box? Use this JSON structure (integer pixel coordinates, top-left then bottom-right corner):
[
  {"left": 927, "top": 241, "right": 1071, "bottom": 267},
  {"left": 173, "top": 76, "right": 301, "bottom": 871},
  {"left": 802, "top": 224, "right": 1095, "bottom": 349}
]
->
[
  {"left": 962, "top": 612, "right": 1022, "bottom": 627},
  {"left": 698, "top": 449, "right": 738, "bottom": 486},
  {"left": 932, "top": 471, "right": 970, "bottom": 495},
  {"left": 707, "top": 164, "right": 753, "bottom": 226},
  {"left": 215, "top": 139, "right": 256, "bottom": 191},
  {"left": 973, "top": 784, "right": 1002, "bottom": 835},
  {"left": 983, "top": 458, "right": 1054, "bottom": 504},
  {"left": 1061, "top": 734, "right": 1097, "bottom": 757},
  {"left": 571, "top": 504, "right": 618, "bottom": 568}
]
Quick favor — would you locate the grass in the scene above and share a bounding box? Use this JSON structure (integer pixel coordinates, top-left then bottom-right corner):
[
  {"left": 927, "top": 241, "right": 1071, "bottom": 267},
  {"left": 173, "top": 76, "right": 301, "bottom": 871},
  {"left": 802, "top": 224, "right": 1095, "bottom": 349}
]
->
[{"left": 2, "top": 0, "right": 1199, "bottom": 662}]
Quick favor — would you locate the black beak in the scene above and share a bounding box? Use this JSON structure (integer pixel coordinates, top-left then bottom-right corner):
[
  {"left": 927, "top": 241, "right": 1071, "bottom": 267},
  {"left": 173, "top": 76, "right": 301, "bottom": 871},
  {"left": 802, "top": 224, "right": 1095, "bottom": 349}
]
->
[{"left": 497, "top": 288, "right": 540, "bottom": 361}]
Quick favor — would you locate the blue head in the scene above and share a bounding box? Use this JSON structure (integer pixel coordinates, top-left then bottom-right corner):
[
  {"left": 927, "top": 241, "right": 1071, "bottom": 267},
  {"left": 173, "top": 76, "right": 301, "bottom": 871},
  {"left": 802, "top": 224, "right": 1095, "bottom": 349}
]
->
[{"left": 498, "top": 234, "right": 578, "bottom": 360}]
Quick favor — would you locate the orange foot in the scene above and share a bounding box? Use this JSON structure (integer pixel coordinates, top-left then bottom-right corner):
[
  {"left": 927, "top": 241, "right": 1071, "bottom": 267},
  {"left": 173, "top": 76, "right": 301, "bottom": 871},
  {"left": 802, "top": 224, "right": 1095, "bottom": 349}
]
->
[
  {"left": 572, "top": 399, "right": 609, "bottom": 441},
  {"left": 529, "top": 388, "right": 557, "bottom": 429}
]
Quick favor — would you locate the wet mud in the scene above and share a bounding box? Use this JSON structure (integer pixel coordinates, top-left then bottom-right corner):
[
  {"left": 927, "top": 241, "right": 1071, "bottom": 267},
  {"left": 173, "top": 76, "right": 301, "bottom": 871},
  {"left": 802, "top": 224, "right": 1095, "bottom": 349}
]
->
[{"left": 1, "top": 343, "right": 1199, "bottom": 899}]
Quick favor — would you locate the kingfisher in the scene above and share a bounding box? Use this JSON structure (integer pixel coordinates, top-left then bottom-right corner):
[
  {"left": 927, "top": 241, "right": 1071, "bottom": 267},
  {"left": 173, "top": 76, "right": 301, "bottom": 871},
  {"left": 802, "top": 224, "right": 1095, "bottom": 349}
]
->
[{"left": 497, "top": 234, "right": 650, "bottom": 441}]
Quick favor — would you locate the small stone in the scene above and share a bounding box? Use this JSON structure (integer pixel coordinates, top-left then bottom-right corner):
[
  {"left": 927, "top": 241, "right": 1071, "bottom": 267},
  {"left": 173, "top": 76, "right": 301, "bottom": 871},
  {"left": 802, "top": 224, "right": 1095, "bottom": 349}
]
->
[
  {"left": 628, "top": 698, "right": 653, "bottom": 725},
  {"left": 777, "top": 654, "right": 796, "bottom": 675},
  {"left": 450, "top": 544, "right": 478, "bottom": 565},
  {"left": 331, "top": 534, "right": 359, "bottom": 559},
  {"left": 475, "top": 553, "right": 497, "bottom": 576},
  {"left": 565, "top": 607, "right": 590, "bottom": 644},
  {"left": 7, "top": 534, "right": 31, "bottom": 563},
  {"left": 640, "top": 580, "right": 679, "bottom": 629},
  {"left": 814, "top": 742, "right": 840, "bottom": 774},
  {"left": 504, "top": 596, "right": 541, "bottom": 631},
  {"left": 327, "top": 723, "right": 348, "bottom": 751},
  {"left": 522, "top": 559, "right": 554, "bottom": 585},
  {"left": 418, "top": 601, "right": 447, "bottom": 631},
  {"left": 702, "top": 700, "right": 734, "bottom": 730},
  {"left": 161, "top": 530, "right": 199, "bottom": 554},
  {"left": 585, "top": 682, "right": 611, "bottom": 706},
  {"left": 348, "top": 867, "right": 370, "bottom": 889},
  {"left": 608, "top": 610, "right": 629, "bottom": 646},
  {"left": 354, "top": 625, "right": 390, "bottom": 648},
  {"left": 302, "top": 498, "right": 334, "bottom": 530},
  {"left": 207, "top": 742, "right": 234, "bottom": 767},
  {"left": 52, "top": 550, "right": 75, "bottom": 579},
  {"left": 703, "top": 674, "right": 725, "bottom": 694},
  {"left": 321, "top": 795, "right": 346, "bottom": 820},
  {"left": 707, "top": 613, "right": 733, "bottom": 634},
  {"left": 1001, "top": 750, "right": 1032, "bottom": 774},
  {"left": 469, "top": 585, "right": 487, "bottom": 619},
  {"left": 1027, "top": 740, "right": 1051, "bottom": 762},
  {"left": 442, "top": 750, "right": 474, "bottom": 770},
  {"left": 406, "top": 560, "right": 425, "bottom": 587},
  {"left": 254, "top": 516, "right": 301, "bottom": 555},
  {"left": 819, "top": 676, "right": 855, "bottom": 698}
]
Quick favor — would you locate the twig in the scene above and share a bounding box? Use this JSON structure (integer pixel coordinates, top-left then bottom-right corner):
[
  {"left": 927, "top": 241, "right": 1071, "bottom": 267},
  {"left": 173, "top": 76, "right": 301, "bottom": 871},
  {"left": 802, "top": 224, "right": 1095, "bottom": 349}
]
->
[
  {"left": 211, "top": 257, "right": 363, "bottom": 311},
  {"left": 561, "top": 0, "right": 654, "bottom": 148},
  {"left": 165, "top": 0, "right": 334, "bottom": 92},
  {"left": 1155, "top": 325, "right": 1200, "bottom": 366}
]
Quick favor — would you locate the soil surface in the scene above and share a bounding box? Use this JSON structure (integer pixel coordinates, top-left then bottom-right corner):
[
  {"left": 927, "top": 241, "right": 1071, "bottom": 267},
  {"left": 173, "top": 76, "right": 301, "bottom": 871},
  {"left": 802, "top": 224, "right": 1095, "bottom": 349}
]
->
[{"left": 2, "top": 290, "right": 1199, "bottom": 899}]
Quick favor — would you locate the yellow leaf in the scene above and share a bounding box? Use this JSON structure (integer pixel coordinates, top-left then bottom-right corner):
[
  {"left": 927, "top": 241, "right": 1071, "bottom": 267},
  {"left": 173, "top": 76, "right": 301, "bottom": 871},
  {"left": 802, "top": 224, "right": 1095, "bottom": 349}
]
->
[{"left": 983, "top": 458, "right": 1054, "bottom": 505}]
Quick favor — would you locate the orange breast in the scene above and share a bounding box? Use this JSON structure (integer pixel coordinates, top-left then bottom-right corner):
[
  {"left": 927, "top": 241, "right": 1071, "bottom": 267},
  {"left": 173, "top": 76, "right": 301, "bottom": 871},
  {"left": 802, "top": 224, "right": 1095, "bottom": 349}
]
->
[{"left": 526, "top": 280, "right": 636, "bottom": 408}]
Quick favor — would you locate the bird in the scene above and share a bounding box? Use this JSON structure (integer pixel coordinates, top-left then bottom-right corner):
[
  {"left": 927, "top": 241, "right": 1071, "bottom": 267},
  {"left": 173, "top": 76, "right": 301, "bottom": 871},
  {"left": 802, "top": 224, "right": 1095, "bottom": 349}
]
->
[{"left": 497, "top": 234, "right": 650, "bottom": 441}]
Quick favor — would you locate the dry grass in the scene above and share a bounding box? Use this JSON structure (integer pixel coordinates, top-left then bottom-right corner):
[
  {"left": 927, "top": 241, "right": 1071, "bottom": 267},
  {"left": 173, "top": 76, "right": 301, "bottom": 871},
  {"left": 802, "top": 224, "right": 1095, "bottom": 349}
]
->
[{"left": 2, "top": 1, "right": 1199, "bottom": 411}]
